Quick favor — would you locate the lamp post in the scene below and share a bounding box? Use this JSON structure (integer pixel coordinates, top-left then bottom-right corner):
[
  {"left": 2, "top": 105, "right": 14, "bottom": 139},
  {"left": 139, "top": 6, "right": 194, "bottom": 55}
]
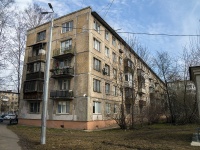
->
[{"left": 41, "top": 3, "right": 54, "bottom": 145}]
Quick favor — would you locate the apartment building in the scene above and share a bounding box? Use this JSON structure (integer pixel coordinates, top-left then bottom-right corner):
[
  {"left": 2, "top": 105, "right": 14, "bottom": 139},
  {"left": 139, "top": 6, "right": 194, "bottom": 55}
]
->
[
  {"left": 0, "top": 90, "right": 19, "bottom": 114},
  {"left": 19, "top": 7, "right": 165, "bottom": 130}
]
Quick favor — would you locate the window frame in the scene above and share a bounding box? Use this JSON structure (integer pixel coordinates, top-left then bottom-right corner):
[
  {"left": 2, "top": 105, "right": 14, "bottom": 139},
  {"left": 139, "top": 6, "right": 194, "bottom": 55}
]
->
[
  {"left": 105, "top": 83, "right": 110, "bottom": 94},
  {"left": 37, "top": 30, "right": 46, "bottom": 42},
  {"left": 61, "top": 39, "right": 72, "bottom": 52},
  {"left": 93, "top": 38, "right": 101, "bottom": 51},
  {"left": 113, "top": 85, "right": 117, "bottom": 96},
  {"left": 57, "top": 101, "right": 70, "bottom": 114},
  {"left": 93, "top": 79, "right": 101, "bottom": 93},
  {"left": 62, "top": 21, "right": 73, "bottom": 33},
  {"left": 105, "top": 46, "right": 109, "bottom": 57},
  {"left": 112, "top": 36, "right": 116, "bottom": 46},
  {"left": 29, "top": 102, "right": 40, "bottom": 113},
  {"left": 105, "top": 30, "right": 109, "bottom": 40},
  {"left": 94, "top": 20, "right": 100, "bottom": 33},
  {"left": 93, "top": 101, "right": 101, "bottom": 114},
  {"left": 93, "top": 57, "right": 101, "bottom": 72},
  {"left": 106, "top": 103, "right": 111, "bottom": 114},
  {"left": 105, "top": 64, "right": 110, "bottom": 76}
]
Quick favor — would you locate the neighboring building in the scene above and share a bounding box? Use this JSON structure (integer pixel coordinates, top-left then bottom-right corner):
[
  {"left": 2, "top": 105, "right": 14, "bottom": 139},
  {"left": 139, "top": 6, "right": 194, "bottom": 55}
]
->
[
  {"left": 19, "top": 7, "right": 165, "bottom": 130},
  {"left": 168, "top": 80, "right": 196, "bottom": 93},
  {"left": 0, "top": 90, "right": 19, "bottom": 114}
]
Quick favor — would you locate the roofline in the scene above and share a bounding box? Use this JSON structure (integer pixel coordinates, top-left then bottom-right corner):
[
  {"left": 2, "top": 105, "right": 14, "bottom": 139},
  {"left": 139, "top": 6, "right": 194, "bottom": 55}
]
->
[
  {"left": 27, "top": 6, "right": 92, "bottom": 32},
  {"left": 91, "top": 11, "right": 165, "bottom": 85}
]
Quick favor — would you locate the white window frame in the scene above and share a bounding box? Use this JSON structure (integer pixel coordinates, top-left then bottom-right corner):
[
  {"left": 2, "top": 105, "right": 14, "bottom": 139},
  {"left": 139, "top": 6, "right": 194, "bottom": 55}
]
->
[
  {"left": 105, "top": 83, "right": 110, "bottom": 94},
  {"left": 105, "top": 46, "right": 109, "bottom": 57},
  {"left": 62, "top": 21, "right": 73, "bottom": 33},
  {"left": 114, "top": 104, "right": 117, "bottom": 113},
  {"left": 93, "top": 101, "right": 101, "bottom": 114},
  {"left": 113, "top": 68, "right": 117, "bottom": 79},
  {"left": 112, "top": 52, "right": 117, "bottom": 62},
  {"left": 112, "top": 37, "right": 116, "bottom": 46},
  {"left": 57, "top": 101, "right": 70, "bottom": 114},
  {"left": 106, "top": 103, "right": 111, "bottom": 114},
  {"left": 105, "top": 30, "right": 109, "bottom": 40},
  {"left": 61, "top": 39, "right": 72, "bottom": 52},
  {"left": 113, "top": 85, "right": 117, "bottom": 96},
  {"left": 94, "top": 38, "right": 101, "bottom": 51},
  {"left": 105, "top": 64, "right": 110, "bottom": 76},
  {"left": 94, "top": 20, "right": 100, "bottom": 33}
]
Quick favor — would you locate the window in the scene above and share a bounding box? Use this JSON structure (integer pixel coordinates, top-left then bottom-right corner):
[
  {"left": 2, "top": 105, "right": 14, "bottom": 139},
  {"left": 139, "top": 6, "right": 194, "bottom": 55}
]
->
[
  {"left": 112, "top": 37, "right": 116, "bottom": 46},
  {"left": 112, "top": 52, "right": 117, "bottom": 62},
  {"left": 93, "top": 58, "right": 101, "bottom": 72},
  {"left": 119, "top": 72, "right": 123, "bottom": 81},
  {"left": 93, "top": 101, "right": 101, "bottom": 114},
  {"left": 37, "top": 30, "right": 46, "bottom": 42},
  {"left": 105, "top": 83, "right": 110, "bottom": 94},
  {"left": 113, "top": 68, "right": 117, "bottom": 79},
  {"left": 125, "top": 73, "right": 133, "bottom": 82},
  {"left": 119, "top": 57, "right": 123, "bottom": 65},
  {"left": 24, "top": 81, "right": 43, "bottom": 93},
  {"left": 113, "top": 86, "right": 117, "bottom": 96},
  {"left": 105, "top": 47, "right": 109, "bottom": 57},
  {"left": 105, "top": 64, "right": 110, "bottom": 76},
  {"left": 128, "top": 60, "right": 133, "bottom": 68},
  {"left": 94, "top": 38, "right": 101, "bottom": 51},
  {"left": 106, "top": 103, "right": 111, "bottom": 114},
  {"left": 57, "top": 101, "right": 70, "bottom": 114},
  {"left": 27, "top": 62, "right": 45, "bottom": 73},
  {"left": 61, "top": 39, "right": 72, "bottom": 52},
  {"left": 58, "top": 79, "right": 70, "bottom": 90},
  {"left": 93, "top": 79, "right": 101, "bottom": 92},
  {"left": 105, "top": 30, "right": 109, "bottom": 40},
  {"left": 62, "top": 21, "right": 73, "bottom": 33},
  {"left": 30, "top": 102, "right": 40, "bottom": 113},
  {"left": 94, "top": 20, "right": 100, "bottom": 33},
  {"left": 114, "top": 104, "right": 117, "bottom": 113}
]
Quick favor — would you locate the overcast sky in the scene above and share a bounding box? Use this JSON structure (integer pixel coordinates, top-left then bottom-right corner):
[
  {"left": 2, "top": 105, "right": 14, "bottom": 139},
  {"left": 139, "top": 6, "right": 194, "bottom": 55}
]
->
[{"left": 15, "top": 0, "right": 200, "bottom": 57}]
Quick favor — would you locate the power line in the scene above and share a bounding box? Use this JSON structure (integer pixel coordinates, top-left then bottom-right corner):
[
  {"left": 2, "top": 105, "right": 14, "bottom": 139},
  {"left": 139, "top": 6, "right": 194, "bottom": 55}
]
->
[
  {"left": 56, "top": 26, "right": 200, "bottom": 37},
  {"left": 104, "top": 0, "right": 115, "bottom": 18}
]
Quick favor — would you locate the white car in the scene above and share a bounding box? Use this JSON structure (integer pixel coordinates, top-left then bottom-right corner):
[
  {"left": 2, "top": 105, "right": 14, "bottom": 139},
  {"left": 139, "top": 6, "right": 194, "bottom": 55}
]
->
[{"left": 4, "top": 114, "right": 16, "bottom": 120}]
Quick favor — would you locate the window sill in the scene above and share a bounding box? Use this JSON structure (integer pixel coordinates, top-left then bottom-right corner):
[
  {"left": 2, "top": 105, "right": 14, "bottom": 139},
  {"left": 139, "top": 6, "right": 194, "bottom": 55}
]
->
[{"left": 56, "top": 113, "right": 70, "bottom": 115}]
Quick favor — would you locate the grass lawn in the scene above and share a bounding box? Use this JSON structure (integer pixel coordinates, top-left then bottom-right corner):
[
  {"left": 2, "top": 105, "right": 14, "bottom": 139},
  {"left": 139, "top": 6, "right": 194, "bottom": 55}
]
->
[{"left": 8, "top": 124, "right": 200, "bottom": 150}]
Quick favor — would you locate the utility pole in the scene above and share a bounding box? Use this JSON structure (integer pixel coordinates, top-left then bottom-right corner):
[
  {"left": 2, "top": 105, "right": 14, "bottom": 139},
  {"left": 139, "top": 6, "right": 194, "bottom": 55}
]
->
[{"left": 41, "top": 3, "right": 54, "bottom": 145}]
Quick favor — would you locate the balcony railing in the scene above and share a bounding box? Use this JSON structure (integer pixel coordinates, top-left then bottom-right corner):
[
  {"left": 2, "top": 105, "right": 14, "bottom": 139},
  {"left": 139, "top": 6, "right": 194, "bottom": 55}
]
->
[
  {"left": 124, "top": 66, "right": 134, "bottom": 73},
  {"left": 26, "top": 72, "right": 44, "bottom": 80},
  {"left": 27, "top": 55, "right": 46, "bottom": 63},
  {"left": 51, "top": 67, "right": 74, "bottom": 78},
  {"left": 50, "top": 90, "right": 73, "bottom": 99},
  {"left": 124, "top": 81, "right": 133, "bottom": 88},
  {"left": 53, "top": 46, "right": 74, "bottom": 59},
  {"left": 23, "top": 92, "right": 43, "bottom": 100}
]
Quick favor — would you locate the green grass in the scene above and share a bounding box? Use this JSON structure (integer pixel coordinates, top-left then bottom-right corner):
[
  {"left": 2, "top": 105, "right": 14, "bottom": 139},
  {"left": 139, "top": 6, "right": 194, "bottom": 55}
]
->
[{"left": 8, "top": 124, "right": 200, "bottom": 150}]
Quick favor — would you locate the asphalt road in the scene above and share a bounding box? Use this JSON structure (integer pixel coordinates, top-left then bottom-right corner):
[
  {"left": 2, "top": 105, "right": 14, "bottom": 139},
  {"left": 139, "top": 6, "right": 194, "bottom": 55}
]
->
[{"left": 0, "top": 120, "right": 21, "bottom": 150}]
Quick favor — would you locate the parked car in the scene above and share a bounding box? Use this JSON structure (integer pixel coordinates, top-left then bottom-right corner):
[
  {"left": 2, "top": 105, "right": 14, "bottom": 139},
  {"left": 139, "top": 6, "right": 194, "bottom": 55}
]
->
[
  {"left": 0, "top": 116, "right": 3, "bottom": 122},
  {"left": 3, "top": 114, "right": 16, "bottom": 120}
]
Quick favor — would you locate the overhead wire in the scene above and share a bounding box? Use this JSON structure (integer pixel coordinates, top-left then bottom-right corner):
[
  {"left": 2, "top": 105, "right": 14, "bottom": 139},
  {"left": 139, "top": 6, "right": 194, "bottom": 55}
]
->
[
  {"left": 104, "top": 0, "right": 115, "bottom": 18},
  {"left": 55, "top": 26, "right": 200, "bottom": 37}
]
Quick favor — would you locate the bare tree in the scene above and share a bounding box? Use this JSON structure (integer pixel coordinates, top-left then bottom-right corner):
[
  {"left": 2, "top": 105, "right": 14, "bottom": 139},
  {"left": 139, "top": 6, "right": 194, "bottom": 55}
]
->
[
  {"left": 0, "top": 0, "right": 14, "bottom": 86},
  {"left": 153, "top": 51, "right": 179, "bottom": 124}
]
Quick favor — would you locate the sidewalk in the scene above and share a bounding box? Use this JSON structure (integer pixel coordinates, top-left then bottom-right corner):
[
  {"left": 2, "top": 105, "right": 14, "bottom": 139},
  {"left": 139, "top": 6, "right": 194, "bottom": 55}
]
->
[{"left": 0, "top": 121, "right": 22, "bottom": 150}]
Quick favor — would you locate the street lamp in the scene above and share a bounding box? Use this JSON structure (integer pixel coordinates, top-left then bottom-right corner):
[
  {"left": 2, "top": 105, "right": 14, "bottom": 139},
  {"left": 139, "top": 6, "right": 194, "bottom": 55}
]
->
[{"left": 41, "top": 3, "right": 54, "bottom": 145}]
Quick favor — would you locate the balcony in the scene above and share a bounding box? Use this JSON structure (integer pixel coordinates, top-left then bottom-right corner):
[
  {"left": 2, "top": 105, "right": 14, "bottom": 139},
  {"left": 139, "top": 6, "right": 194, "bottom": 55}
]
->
[
  {"left": 50, "top": 90, "right": 73, "bottom": 100},
  {"left": 26, "top": 72, "right": 44, "bottom": 80},
  {"left": 124, "top": 81, "right": 133, "bottom": 88},
  {"left": 52, "top": 47, "right": 74, "bottom": 60},
  {"left": 138, "top": 85, "right": 146, "bottom": 94},
  {"left": 124, "top": 66, "right": 134, "bottom": 73},
  {"left": 51, "top": 67, "right": 74, "bottom": 78},
  {"left": 27, "top": 55, "right": 46, "bottom": 63},
  {"left": 23, "top": 92, "right": 43, "bottom": 100}
]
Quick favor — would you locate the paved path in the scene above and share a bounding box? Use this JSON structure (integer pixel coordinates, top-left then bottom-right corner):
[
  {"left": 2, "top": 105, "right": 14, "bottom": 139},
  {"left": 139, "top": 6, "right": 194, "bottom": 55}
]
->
[{"left": 0, "top": 120, "right": 22, "bottom": 150}]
